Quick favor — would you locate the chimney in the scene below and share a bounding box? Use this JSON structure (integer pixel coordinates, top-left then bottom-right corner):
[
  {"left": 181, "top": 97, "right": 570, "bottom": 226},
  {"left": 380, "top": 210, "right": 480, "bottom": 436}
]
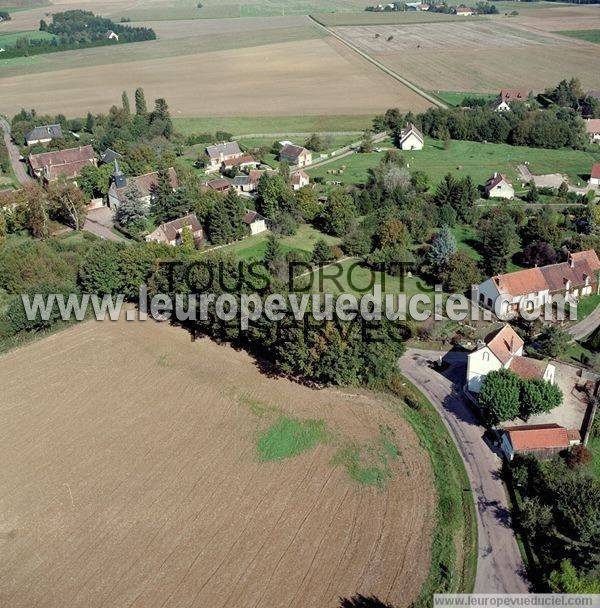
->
[{"left": 568, "top": 254, "right": 574, "bottom": 269}]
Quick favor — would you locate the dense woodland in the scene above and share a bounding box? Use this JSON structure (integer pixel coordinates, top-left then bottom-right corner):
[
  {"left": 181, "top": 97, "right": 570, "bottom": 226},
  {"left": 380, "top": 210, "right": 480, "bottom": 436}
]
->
[{"left": 0, "top": 10, "right": 155, "bottom": 59}]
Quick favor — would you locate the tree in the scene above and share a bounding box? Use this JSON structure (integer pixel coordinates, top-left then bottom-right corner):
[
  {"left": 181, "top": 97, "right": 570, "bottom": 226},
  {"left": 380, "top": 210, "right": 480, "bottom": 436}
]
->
[
  {"left": 223, "top": 188, "right": 246, "bottom": 240},
  {"left": 537, "top": 325, "right": 570, "bottom": 358},
  {"left": 521, "top": 378, "right": 563, "bottom": 418},
  {"left": 428, "top": 225, "right": 457, "bottom": 271},
  {"left": 478, "top": 369, "right": 521, "bottom": 425},
  {"left": 263, "top": 234, "right": 283, "bottom": 269},
  {"left": 320, "top": 189, "right": 357, "bottom": 237},
  {"left": 442, "top": 251, "right": 481, "bottom": 292},
  {"left": 312, "top": 239, "right": 332, "bottom": 265},
  {"left": 150, "top": 98, "right": 172, "bottom": 138},
  {"left": 180, "top": 225, "right": 195, "bottom": 251},
  {"left": 304, "top": 133, "right": 325, "bottom": 152},
  {"left": 526, "top": 182, "right": 539, "bottom": 203},
  {"left": 295, "top": 186, "right": 319, "bottom": 222},
  {"left": 279, "top": 160, "right": 290, "bottom": 185},
  {"left": 256, "top": 173, "right": 291, "bottom": 220},
  {"left": 47, "top": 181, "right": 88, "bottom": 231},
  {"left": 339, "top": 595, "right": 395, "bottom": 608},
  {"left": 134, "top": 87, "right": 147, "bottom": 116},
  {"left": 522, "top": 241, "right": 556, "bottom": 268},
  {"left": 207, "top": 199, "right": 232, "bottom": 245},
  {"left": 121, "top": 90, "right": 131, "bottom": 116},
  {"left": 360, "top": 129, "right": 374, "bottom": 153},
  {"left": 26, "top": 185, "right": 49, "bottom": 239},
  {"left": 549, "top": 560, "right": 600, "bottom": 593},
  {"left": 479, "top": 211, "right": 519, "bottom": 275},
  {"left": 151, "top": 164, "right": 176, "bottom": 222},
  {"left": 85, "top": 111, "right": 95, "bottom": 132},
  {"left": 115, "top": 182, "right": 147, "bottom": 228},
  {"left": 79, "top": 241, "right": 125, "bottom": 294}
]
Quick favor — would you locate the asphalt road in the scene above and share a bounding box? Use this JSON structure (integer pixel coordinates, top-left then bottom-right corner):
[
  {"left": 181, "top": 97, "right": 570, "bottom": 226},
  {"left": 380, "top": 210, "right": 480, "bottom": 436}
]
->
[
  {"left": 399, "top": 348, "right": 530, "bottom": 594},
  {"left": 567, "top": 305, "right": 600, "bottom": 341},
  {"left": 0, "top": 117, "right": 33, "bottom": 185}
]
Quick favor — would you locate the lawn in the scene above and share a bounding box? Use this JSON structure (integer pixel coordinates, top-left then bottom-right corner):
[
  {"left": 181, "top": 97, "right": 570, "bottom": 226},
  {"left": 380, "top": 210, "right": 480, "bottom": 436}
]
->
[
  {"left": 0, "top": 29, "right": 55, "bottom": 46},
  {"left": 204, "top": 223, "right": 340, "bottom": 261},
  {"left": 554, "top": 29, "right": 600, "bottom": 44},
  {"left": 572, "top": 294, "right": 600, "bottom": 324},
  {"left": 173, "top": 115, "right": 374, "bottom": 137},
  {"left": 588, "top": 435, "right": 600, "bottom": 481},
  {"left": 432, "top": 90, "right": 497, "bottom": 107},
  {"left": 307, "top": 138, "right": 600, "bottom": 188},
  {"left": 237, "top": 133, "right": 360, "bottom": 155}
]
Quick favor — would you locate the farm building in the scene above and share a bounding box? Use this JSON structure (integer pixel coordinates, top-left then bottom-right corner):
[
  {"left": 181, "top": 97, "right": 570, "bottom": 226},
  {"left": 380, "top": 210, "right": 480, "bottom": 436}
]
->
[
  {"left": 399, "top": 123, "right": 424, "bottom": 151},
  {"left": 25, "top": 124, "right": 63, "bottom": 146},
  {"left": 28, "top": 145, "right": 97, "bottom": 182},
  {"left": 291, "top": 170, "right": 310, "bottom": 190},
  {"left": 500, "top": 424, "right": 577, "bottom": 461},
  {"left": 106, "top": 30, "right": 119, "bottom": 41},
  {"left": 585, "top": 119, "right": 600, "bottom": 145},
  {"left": 455, "top": 6, "right": 474, "bottom": 16},
  {"left": 145, "top": 213, "right": 204, "bottom": 247},
  {"left": 590, "top": 163, "right": 600, "bottom": 187},
  {"left": 221, "top": 154, "right": 259, "bottom": 172},
  {"left": 493, "top": 89, "right": 530, "bottom": 112},
  {"left": 206, "top": 142, "right": 243, "bottom": 172},
  {"left": 233, "top": 170, "right": 275, "bottom": 194},
  {"left": 205, "top": 178, "right": 231, "bottom": 193},
  {"left": 108, "top": 162, "right": 178, "bottom": 208},
  {"left": 466, "top": 324, "right": 555, "bottom": 393},
  {"left": 477, "top": 250, "right": 600, "bottom": 316},
  {"left": 243, "top": 210, "right": 268, "bottom": 235},
  {"left": 279, "top": 144, "right": 312, "bottom": 168},
  {"left": 484, "top": 173, "right": 514, "bottom": 199}
]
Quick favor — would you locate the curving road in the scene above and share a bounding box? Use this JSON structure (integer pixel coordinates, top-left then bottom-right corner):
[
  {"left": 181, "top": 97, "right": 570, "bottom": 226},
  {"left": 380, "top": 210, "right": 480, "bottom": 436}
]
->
[
  {"left": 399, "top": 348, "right": 530, "bottom": 594},
  {"left": 567, "top": 304, "right": 600, "bottom": 341},
  {"left": 0, "top": 117, "right": 33, "bottom": 185}
]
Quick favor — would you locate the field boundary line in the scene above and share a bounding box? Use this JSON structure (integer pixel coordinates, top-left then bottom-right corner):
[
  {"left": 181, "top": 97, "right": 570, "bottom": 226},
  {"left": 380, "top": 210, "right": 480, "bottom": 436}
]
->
[{"left": 306, "top": 15, "right": 448, "bottom": 110}]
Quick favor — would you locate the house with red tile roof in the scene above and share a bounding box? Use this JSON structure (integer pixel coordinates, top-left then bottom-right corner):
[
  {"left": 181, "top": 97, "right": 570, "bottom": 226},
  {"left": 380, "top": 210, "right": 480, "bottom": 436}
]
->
[
  {"left": 585, "top": 119, "right": 600, "bottom": 145},
  {"left": 589, "top": 163, "right": 600, "bottom": 187},
  {"left": 145, "top": 213, "right": 204, "bottom": 247},
  {"left": 492, "top": 89, "right": 531, "bottom": 112},
  {"left": 477, "top": 250, "right": 600, "bottom": 317},
  {"left": 466, "top": 324, "right": 555, "bottom": 393},
  {"left": 279, "top": 144, "right": 312, "bottom": 168},
  {"left": 500, "top": 423, "right": 579, "bottom": 460},
  {"left": 107, "top": 163, "right": 178, "bottom": 209},
  {"left": 28, "top": 145, "right": 97, "bottom": 183},
  {"left": 455, "top": 5, "right": 474, "bottom": 16}
]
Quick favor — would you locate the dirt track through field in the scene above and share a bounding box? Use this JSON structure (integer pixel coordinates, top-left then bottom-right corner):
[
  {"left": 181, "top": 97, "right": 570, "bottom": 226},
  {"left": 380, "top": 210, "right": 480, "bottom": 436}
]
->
[{"left": 0, "top": 318, "right": 435, "bottom": 608}]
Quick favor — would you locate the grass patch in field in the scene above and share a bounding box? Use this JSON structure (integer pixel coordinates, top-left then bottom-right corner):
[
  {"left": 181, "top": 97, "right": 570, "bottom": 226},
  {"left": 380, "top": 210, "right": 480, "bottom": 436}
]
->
[
  {"left": 432, "top": 90, "right": 497, "bottom": 107},
  {"left": 308, "top": 138, "right": 600, "bottom": 188},
  {"left": 312, "top": 11, "right": 471, "bottom": 26},
  {"left": 560, "top": 340, "right": 594, "bottom": 367},
  {"left": 553, "top": 29, "right": 600, "bottom": 44},
  {"left": 588, "top": 436, "right": 600, "bottom": 481},
  {"left": 257, "top": 416, "right": 329, "bottom": 461},
  {"left": 396, "top": 377, "right": 477, "bottom": 598},
  {"left": 238, "top": 133, "right": 359, "bottom": 155},
  {"left": 0, "top": 29, "right": 55, "bottom": 47},
  {"left": 572, "top": 294, "right": 600, "bottom": 325},
  {"left": 174, "top": 115, "right": 374, "bottom": 137},
  {"left": 332, "top": 424, "right": 401, "bottom": 487}
]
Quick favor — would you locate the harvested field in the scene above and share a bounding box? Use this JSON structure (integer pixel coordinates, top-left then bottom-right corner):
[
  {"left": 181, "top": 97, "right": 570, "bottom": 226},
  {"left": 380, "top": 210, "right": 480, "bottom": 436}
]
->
[
  {"left": 0, "top": 317, "right": 435, "bottom": 608},
  {"left": 513, "top": 5, "right": 600, "bottom": 32},
  {"left": 0, "top": 35, "right": 432, "bottom": 117},
  {"left": 333, "top": 19, "right": 600, "bottom": 92}
]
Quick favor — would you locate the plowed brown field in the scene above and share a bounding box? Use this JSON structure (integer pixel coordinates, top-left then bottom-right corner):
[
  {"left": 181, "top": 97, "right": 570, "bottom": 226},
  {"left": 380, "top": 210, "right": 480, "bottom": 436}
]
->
[{"left": 0, "top": 318, "right": 435, "bottom": 608}]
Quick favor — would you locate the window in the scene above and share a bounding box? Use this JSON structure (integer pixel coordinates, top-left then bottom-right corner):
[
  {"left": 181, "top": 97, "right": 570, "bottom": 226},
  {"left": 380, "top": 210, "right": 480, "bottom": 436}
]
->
[{"left": 482, "top": 352, "right": 490, "bottom": 362}]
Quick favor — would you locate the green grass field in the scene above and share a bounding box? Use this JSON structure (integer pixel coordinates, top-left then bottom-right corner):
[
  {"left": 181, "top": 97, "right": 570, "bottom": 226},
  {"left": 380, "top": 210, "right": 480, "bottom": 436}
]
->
[
  {"left": 173, "top": 115, "right": 374, "bottom": 137},
  {"left": 308, "top": 138, "right": 600, "bottom": 188},
  {"left": 257, "top": 416, "right": 329, "bottom": 461},
  {"left": 0, "top": 29, "right": 55, "bottom": 46},
  {"left": 588, "top": 436, "right": 600, "bottom": 481},
  {"left": 554, "top": 29, "right": 600, "bottom": 44}
]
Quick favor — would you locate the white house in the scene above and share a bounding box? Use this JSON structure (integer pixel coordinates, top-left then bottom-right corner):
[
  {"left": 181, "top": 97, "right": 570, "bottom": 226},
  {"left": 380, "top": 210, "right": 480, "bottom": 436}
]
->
[
  {"left": 279, "top": 144, "right": 312, "bottom": 168},
  {"left": 466, "top": 324, "right": 555, "bottom": 393},
  {"left": 205, "top": 141, "right": 243, "bottom": 172},
  {"left": 477, "top": 250, "right": 600, "bottom": 317},
  {"left": 145, "top": 213, "right": 204, "bottom": 247},
  {"left": 106, "top": 30, "right": 119, "bottom": 41},
  {"left": 243, "top": 210, "right": 268, "bottom": 236},
  {"left": 585, "top": 119, "right": 600, "bottom": 145},
  {"left": 291, "top": 170, "right": 310, "bottom": 191},
  {"left": 484, "top": 172, "right": 514, "bottom": 200},
  {"left": 590, "top": 163, "right": 600, "bottom": 187},
  {"left": 455, "top": 6, "right": 474, "bottom": 16},
  {"left": 398, "top": 122, "right": 424, "bottom": 151}
]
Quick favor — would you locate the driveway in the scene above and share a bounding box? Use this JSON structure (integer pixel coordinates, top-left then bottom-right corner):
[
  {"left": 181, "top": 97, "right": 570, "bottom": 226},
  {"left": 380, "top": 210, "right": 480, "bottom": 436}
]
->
[
  {"left": 83, "top": 207, "right": 126, "bottom": 242},
  {"left": 567, "top": 304, "right": 600, "bottom": 341},
  {"left": 399, "top": 348, "right": 530, "bottom": 594},
  {"left": 0, "top": 116, "right": 33, "bottom": 185}
]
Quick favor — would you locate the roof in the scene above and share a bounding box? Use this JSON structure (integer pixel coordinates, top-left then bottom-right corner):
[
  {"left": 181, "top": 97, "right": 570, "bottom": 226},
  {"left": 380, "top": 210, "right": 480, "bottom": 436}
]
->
[
  {"left": 400, "top": 122, "right": 424, "bottom": 144},
  {"left": 222, "top": 154, "right": 257, "bottom": 168},
  {"left": 591, "top": 163, "right": 600, "bottom": 179},
  {"left": 506, "top": 424, "right": 569, "bottom": 451},
  {"left": 491, "top": 250, "right": 600, "bottom": 298},
  {"left": 279, "top": 144, "right": 309, "bottom": 161},
  {"left": 233, "top": 175, "right": 250, "bottom": 186},
  {"left": 291, "top": 170, "right": 309, "bottom": 185},
  {"left": 206, "top": 141, "right": 241, "bottom": 159},
  {"left": 25, "top": 124, "right": 63, "bottom": 142},
  {"left": 159, "top": 213, "right": 202, "bottom": 242},
  {"left": 508, "top": 356, "right": 546, "bottom": 380},
  {"left": 100, "top": 148, "right": 121, "bottom": 164},
  {"left": 484, "top": 324, "right": 524, "bottom": 365},
  {"left": 243, "top": 209, "right": 267, "bottom": 225},
  {"left": 587, "top": 90, "right": 600, "bottom": 100},
  {"left": 29, "top": 145, "right": 96, "bottom": 172},
  {"left": 586, "top": 119, "right": 600, "bottom": 134},
  {"left": 114, "top": 168, "right": 178, "bottom": 199},
  {"left": 499, "top": 89, "right": 529, "bottom": 103},
  {"left": 206, "top": 178, "right": 230, "bottom": 192},
  {"left": 485, "top": 172, "right": 512, "bottom": 191},
  {"left": 455, "top": 6, "right": 472, "bottom": 12}
]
